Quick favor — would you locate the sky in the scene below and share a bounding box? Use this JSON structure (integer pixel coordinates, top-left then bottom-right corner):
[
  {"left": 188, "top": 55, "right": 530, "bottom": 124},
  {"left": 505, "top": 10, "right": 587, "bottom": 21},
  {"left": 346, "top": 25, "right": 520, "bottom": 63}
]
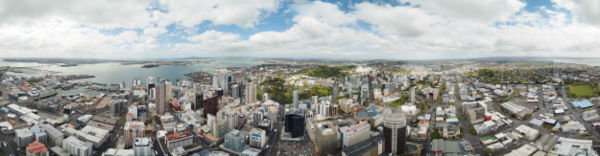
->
[{"left": 0, "top": 0, "right": 599, "bottom": 60}]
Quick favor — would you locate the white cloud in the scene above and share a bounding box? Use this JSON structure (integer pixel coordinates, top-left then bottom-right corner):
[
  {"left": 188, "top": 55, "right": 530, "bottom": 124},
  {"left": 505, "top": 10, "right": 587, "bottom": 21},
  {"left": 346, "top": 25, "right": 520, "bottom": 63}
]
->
[
  {"left": 552, "top": 0, "right": 600, "bottom": 25},
  {"left": 187, "top": 30, "right": 241, "bottom": 43},
  {"left": 294, "top": 1, "right": 356, "bottom": 26},
  {"left": 0, "top": 17, "right": 159, "bottom": 58},
  {"left": 0, "top": 0, "right": 153, "bottom": 28},
  {"left": 409, "top": 0, "right": 525, "bottom": 23},
  {"left": 354, "top": 2, "right": 438, "bottom": 36},
  {"left": 162, "top": 0, "right": 280, "bottom": 28},
  {"left": 0, "top": 0, "right": 600, "bottom": 59}
]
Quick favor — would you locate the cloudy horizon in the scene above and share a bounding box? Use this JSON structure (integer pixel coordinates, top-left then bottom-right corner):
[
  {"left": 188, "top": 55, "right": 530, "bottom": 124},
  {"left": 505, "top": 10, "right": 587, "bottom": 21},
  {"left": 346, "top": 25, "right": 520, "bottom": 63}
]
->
[{"left": 0, "top": 0, "right": 599, "bottom": 60}]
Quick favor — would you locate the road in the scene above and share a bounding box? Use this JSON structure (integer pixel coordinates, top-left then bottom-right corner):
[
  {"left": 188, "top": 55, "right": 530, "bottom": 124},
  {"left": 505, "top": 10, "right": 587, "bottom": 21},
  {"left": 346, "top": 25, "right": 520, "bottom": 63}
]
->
[
  {"left": 0, "top": 132, "right": 19, "bottom": 156},
  {"left": 559, "top": 85, "right": 599, "bottom": 138},
  {"left": 263, "top": 104, "right": 284, "bottom": 156}
]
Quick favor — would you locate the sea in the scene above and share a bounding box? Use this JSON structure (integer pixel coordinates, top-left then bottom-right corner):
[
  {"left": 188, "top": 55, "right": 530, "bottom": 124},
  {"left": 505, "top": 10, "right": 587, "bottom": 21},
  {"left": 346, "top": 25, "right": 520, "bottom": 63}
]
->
[
  {"left": 0, "top": 58, "right": 267, "bottom": 88},
  {"left": 549, "top": 59, "right": 600, "bottom": 66}
]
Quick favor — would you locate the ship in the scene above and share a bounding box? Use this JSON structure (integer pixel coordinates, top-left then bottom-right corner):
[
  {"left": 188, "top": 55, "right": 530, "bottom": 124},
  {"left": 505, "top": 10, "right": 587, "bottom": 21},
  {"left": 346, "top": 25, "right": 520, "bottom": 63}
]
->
[
  {"left": 60, "top": 63, "right": 78, "bottom": 67},
  {"left": 142, "top": 64, "right": 160, "bottom": 68}
]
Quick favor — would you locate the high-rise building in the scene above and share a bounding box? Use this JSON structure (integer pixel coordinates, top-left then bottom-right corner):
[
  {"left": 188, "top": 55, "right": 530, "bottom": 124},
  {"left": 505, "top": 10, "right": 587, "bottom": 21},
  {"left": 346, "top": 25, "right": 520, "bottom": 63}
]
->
[
  {"left": 224, "top": 109, "right": 238, "bottom": 131},
  {"left": 212, "top": 75, "right": 219, "bottom": 89},
  {"left": 383, "top": 112, "right": 407, "bottom": 155},
  {"left": 15, "top": 128, "right": 34, "bottom": 148},
  {"left": 133, "top": 138, "right": 153, "bottom": 156},
  {"left": 41, "top": 124, "right": 64, "bottom": 147},
  {"left": 293, "top": 89, "right": 299, "bottom": 107},
  {"left": 360, "top": 84, "right": 369, "bottom": 106},
  {"left": 284, "top": 110, "right": 305, "bottom": 138},
  {"left": 231, "top": 84, "right": 239, "bottom": 99},
  {"left": 340, "top": 121, "right": 370, "bottom": 147},
  {"left": 156, "top": 81, "right": 166, "bottom": 115},
  {"left": 128, "top": 105, "right": 138, "bottom": 120},
  {"left": 204, "top": 95, "right": 220, "bottom": 116},
  {"left": 30, "top": 126, "right": 47, "bottom": 145},
  {"left": 224, "top": 130, "right": 246, "bottom": 152},
  {"left": 410, "top": 86, "right": 416, "bottom": 103},
  {"left": 249, "top": 128, "right": 266, "bottom": 149},
  {"left": 245, "top": 81, "right": 257, "bottom": 105},
  {"left": 166, "top": 81, "right": 173, "bottom": 103},
  {"left": 124, "top": 121, "right": 145, "bottom": 148},
  {"left": 194, "top": 90, "right": 204, "bottom": 111},
  {"left": 147, "top": 77, "right": 155, "bottom": 99},
  {"left": 110, "top": 100, "right": 124, "bottom": 116},
  {"left": 332, "top": 81, "right": 338, "bottom": 104}
]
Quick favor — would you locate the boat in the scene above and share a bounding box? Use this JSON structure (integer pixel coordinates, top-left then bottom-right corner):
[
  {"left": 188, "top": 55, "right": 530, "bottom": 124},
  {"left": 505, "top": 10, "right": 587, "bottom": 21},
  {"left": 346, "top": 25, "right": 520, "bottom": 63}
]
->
[{"left": 142, "top": 64, "right": 160, "bottom": 68}]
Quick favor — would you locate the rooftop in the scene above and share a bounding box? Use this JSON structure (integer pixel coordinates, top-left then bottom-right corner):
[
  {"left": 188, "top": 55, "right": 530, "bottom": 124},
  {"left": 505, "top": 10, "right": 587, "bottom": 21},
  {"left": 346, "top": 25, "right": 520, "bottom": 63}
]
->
[{"left": 26, "top": 141, "right": 48, "bottom": 153}]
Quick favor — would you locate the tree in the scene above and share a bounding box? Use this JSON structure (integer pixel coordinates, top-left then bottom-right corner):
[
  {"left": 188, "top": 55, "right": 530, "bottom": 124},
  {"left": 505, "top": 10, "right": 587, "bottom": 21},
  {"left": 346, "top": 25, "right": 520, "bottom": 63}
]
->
[{"left": 485, "top": 148, "right": 494, "bottom": 153}]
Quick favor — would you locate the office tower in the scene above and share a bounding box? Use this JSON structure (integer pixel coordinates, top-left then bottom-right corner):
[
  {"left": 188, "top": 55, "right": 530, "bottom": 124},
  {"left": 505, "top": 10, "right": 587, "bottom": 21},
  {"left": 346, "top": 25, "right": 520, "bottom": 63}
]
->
[
  {"left": 30, "top": 126, "right": 47, "bottom": 145},
  {"left": 231, "top": 84, "right": 239, "bottom": 99},
  {"left": 212, "top": 75, "right": 219, "bottom": 89},
  {"left": 224, "top": 109, "right": 238, "bottom": 131},
  {"left": 360, "top": 84, "right": 369, "bottom": 105},
  {"left": 166, "top": 81, "right": 173, "bottom": 102},
  {"left": 15, "top": 128, "right": 34, "bottom": 148},
  {"left": 128, "top": 105, "right": 138, "bottom": 120},
  {"left": 293, "top": 89, "right": 299, "bottom": 106},
  {"left": 410, "top": 86, "right": 416, "bottom": 103},
  {"left": 339, "top": 121, "right": 370, "bottom": 147},
  {"left": 249, "top": 128, "right": 266, "bottom": 149},
  {"left": 124, "top": 121, "right": 145, "bottom": 148},
  {"left": 156, "top": 81, "right": 166, "bottom": 115},
  {"left": 110, "top": 100, "right": 125, "bottom": 116},
  {"left": 41, "top": 124, "right": 64, "bottom": 147},
  {"left": 284, "top": 110, "right": 305, "bottom": 138},
  {"left": 132, "top": 79, "right": 143, "bottom": 89},
  {"left": 383, "top": 112, "right": 407, "bottom": 155},
  {"left": 224, "top": 130, "right": 246, "bottom": 152},
  {"left": 133, "top": 138, "right": 153, "bottom": 156},
  {"left": 245, "top": 81, "right": 257, "bottom": 105},
  {"left": 147, "top": 77, "right": 155, "bottom": 99},
  {"left": 311, "top": 96, "right": 318, "bottom": 107},
  {"left": 204, "top": 95, "right": 220, "bottom": 116},
  {"left": 194, "top": 90, "right": 204, "bottom": 110},
  {"left": 332, "top": 81, "right": 338, "bottom": 104}
]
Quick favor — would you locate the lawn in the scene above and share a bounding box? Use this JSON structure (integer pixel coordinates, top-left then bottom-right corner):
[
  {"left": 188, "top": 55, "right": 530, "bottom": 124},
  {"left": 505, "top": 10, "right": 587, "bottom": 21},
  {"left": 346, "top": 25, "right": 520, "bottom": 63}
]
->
[
  {"left": 305, "top": 66, "right": 352, "bottom": 78},
  {"left": 568, "top": 85, "right": 596, "bottom": 98}
]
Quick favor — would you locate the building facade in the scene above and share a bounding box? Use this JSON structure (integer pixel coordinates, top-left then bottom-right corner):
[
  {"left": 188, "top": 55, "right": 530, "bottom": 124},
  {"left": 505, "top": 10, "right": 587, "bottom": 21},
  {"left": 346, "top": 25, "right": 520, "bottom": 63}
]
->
[
  {"left": 124, "top": 121, "right": 145, "bottom": 148},
  {"left": 383, "top": 112, "right": 407, "bottom": 155}
]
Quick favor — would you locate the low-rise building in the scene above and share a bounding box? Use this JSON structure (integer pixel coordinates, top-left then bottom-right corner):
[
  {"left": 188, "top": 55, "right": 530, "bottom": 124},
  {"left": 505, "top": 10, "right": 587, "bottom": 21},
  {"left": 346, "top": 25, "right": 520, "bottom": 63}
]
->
[
  {"left": 133, "top": 138, "right": 153, "bottom": 156},
  {"left": 552, "top": 137, "right": 598, "bottom": 156},
  {"left": 166, "top": 131, "right": 193, "bottom": 150},
  {"left": 505, "top": 144, "right": 538, "bottom": 156},
  {"left": 515, "top": 125, "right": 539, "bottom": 140},
  {"left": 62, "top": 136, "right": 93, "bottom": 156},
  {"left": 26, "top": 141, "right": 49, "bottom": 156}
]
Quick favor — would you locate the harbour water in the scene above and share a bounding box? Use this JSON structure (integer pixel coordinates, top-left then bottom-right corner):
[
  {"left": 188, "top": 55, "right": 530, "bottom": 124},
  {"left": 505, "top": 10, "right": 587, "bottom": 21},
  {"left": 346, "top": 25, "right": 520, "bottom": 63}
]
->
[
  {"left": 0, "top": 58, "right": 267, "bottom": 87},
  {"left": 550, "top": 59, "right": 600, "bottom": 66}
]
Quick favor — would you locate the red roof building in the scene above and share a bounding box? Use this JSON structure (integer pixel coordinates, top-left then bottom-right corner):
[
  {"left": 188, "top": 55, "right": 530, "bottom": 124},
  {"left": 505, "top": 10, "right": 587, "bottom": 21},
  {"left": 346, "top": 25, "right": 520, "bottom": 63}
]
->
[{"left": 26, "top": 141, "right": 48, "bottom": 155}]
